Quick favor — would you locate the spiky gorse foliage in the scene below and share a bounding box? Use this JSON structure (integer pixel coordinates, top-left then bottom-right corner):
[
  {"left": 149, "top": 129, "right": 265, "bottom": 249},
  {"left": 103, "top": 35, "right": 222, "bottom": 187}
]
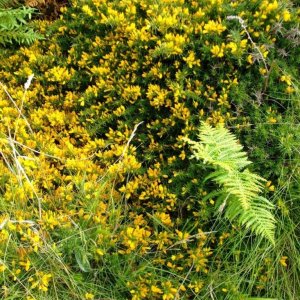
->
[
  {"left": 0, "top": 0, "right": 299, "bottom": 299},
  {"left": 0, "top": 0, "right": 42, "bottom": 45},
  {"left": 187, "top": 122, "right": 276, "bottom": 244}
]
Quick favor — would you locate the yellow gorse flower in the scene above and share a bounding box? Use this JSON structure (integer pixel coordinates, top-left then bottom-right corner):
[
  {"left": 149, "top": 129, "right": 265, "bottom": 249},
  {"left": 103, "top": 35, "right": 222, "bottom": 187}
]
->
[
  {"left": 211, "top": 44, "right": 225, "bottom": 57},
  {"left": 85, "top": 293, "right": 95, "bottom": 299},
  {"left": 29, "top": 272, "right": 52, "bottom": 292},
  {"left": 203, "top": 19, "right": 226, "bottom": 35}
]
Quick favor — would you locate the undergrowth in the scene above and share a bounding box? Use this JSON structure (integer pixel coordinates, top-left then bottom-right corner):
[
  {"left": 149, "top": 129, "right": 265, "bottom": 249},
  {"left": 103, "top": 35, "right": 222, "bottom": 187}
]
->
[{"left": 0, "top": 0, "right": 299, "bottom": 299}]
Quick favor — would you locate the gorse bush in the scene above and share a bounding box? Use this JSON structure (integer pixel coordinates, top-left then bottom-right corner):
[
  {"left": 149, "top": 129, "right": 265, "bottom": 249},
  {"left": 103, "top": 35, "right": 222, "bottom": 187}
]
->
[{"left": 0, "top": 0, "right": 299, "bottom": 299}]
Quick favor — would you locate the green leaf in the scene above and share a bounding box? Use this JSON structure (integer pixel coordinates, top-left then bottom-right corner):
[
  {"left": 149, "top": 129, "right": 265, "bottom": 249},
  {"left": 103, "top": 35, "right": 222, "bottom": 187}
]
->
[
  {"left": 75, "top": 248, "right": 91, "bottom": 272},
  {"left": 0, "top": 6, "right": 42, "bottom": 46},
  {"left": 187, "top": 122, "right": 276, "bottom": 244}
]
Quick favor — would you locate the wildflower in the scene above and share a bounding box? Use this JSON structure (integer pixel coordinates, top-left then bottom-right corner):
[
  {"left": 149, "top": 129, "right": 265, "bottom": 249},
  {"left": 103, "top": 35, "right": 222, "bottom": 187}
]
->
[
  {"left": 0, "top": 229, "right": 9, "bottom": 242},
  {"left": 122, "top": 85, "right": 141, "bottom": 103},
  {"left": 188, "top": 247, "right": 212, "bottom": 272},
  {"left": 156, "top": 212, "right": 173, "bottom": 226},
  {"left": 12, "top": 269, "right": 21, "bottom": 281},
  {"left": 286, "top": 86, "right": 295, "bottom": 93},
  {"left": 282, "top": 9, "right": 291, "bottom": 22},
  {"left": 42, "top": 211, "right": 59, "bottom": 230},
  {"left": 211, "top": 44, "right": 225, "bottom": 57},
  {"left": 266, "top": 180, "right": 276, "bottom": 191},
  {"left": 130, "top": 283, "right": 149, "bottom": 300},
  {"left": 247, "top": 54, "right": 254, "bottom": 65},
  {"left": 96, "top": 249, "right": 104, "bottom": 256},
  {"left": 265, "top": 1, "right": 278, "bottom": 13},
  {"left": 151, "top": 285, "right": 163, "bottom": 294},
  {"left": 0, "top": 264, "right": 6, "bottom": 272},
  {"left": 227, "top": 42, "right": 238, "bottom": 54},
  {"left": 279, "top": 256, "right": 288, "bottom": 267},
  {"left": 122, "top": 226, "right": 151, "bottom": 252},
  {"left": 82, "top": 5, "right": 94, "bottom": 17},
  {"left": 188, "top": 280, "right": 204, "bottom": 293},
  {"left": 162, "top": 281, "right": 177, "bottom": 300},
  {"left": 179, "top": 150, "right": 186, "bottom": 160},
  {"left": 280, "top": 75, "right": 292, "bottom": 85},
  {"left": 85, "top": 293, "right": 95, "bottom": 299},
  {"left": 45, "top": 66, "right": 72, "bottom": 84},
  {"left": 259, "top": 68, "right": 267, "bottom": 75},
  {"left": 183, "top": 51, "right": 201, "bottom": 68},
  {"left": 29, "top": 272, "right": 52, "bottom": 292},
  {"left": 19, "top": 259, "right": 31, "bottom": 271},
  {"left": 119, "top": 179, "right": 139, "bottom": 199},
  {"left": 269, "top": 185, "right": 275, "bottom": 191},
  {"left": 203, "top": 20, "right": 226, "bottom": 35},
  {"left": 268, "top": 116, "right": 276, "bottom": 124}
]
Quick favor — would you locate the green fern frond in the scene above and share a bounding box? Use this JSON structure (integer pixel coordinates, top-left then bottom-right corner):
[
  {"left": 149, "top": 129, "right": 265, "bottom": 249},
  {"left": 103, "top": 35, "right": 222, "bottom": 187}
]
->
[
  {"left": 186, "top": 122, "right": 276, "bottom": 244},
  {"left": 0, "top": 7, "right": 35, "bottom": 29},
  {"left": 189, "top": 122, "right": 251, "bottom": 171},
  {"left": 226, "top": 196, "right": 275, "bottom": 243},
  {"left": 0, "top": 27, "right": 42, "bottom": 45},
  {"left": 213, "top": 169, "right": 265, "bottom": 209},
  {"left": 0, "top": 6, "right": 42, "bottom": 46}
]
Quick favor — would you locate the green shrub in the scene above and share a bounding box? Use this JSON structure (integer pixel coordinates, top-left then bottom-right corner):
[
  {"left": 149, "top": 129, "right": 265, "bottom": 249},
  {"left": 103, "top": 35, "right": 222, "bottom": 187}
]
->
[{"left": 0, "top": 0, "right": 299, "bottom": 299}]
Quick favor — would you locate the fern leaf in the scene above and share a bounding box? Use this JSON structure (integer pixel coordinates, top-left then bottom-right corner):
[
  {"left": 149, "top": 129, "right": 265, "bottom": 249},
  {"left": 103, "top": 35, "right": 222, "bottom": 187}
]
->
[
  {"left": 0, "top": 6, "right": 42, "bottom": 46},
  {"left": 0, "top": 28, "right": 42, "bottom": 45},
  {"left": 212, "top": 169, "right": 265, "bottom": 209},
  {"left": 189, "top": 122, "right": 251, "bottom": 171},
  {"left": 226, "top": 196, "right": 276, "bottom": 244},
  {"left": 187, "top": 122, "right": 276, "bottom": 244},
  {"left": 0, "top": 7, "right": 35, "bottom": 28}
]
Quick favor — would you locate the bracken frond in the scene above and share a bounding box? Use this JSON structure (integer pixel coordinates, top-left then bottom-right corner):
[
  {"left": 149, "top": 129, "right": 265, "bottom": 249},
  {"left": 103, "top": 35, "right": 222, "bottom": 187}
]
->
[
  {"left": 189, "top": 122, "right": 252, "bottom": 171},
  {"left": 226, "top": 196, "right": 276, "bottom": 244},
  {"left": 186, "top": 122, "right": 276, "bottom": 244},
  {"left": 0, "top": 6, "right": 42, "bottom": 45},
  {"left": 0, "top": 28, "right": 42, "bottom": 45}
]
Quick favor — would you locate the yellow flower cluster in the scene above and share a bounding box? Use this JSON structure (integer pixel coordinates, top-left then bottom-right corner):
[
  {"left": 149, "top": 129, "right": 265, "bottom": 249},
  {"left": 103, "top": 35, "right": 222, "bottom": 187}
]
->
[{"left": 28, "top": 272, "right": 52, "bottom": 292}]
